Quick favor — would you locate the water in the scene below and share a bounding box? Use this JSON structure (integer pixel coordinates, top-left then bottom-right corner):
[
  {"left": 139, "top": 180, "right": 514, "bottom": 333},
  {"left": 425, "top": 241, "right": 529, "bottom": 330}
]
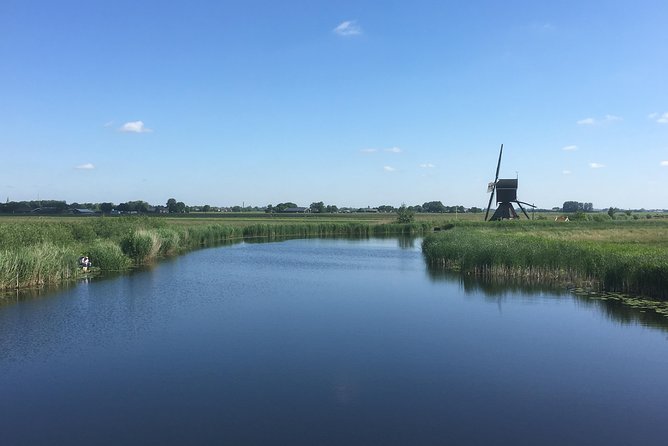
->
[{"left": 1, "top": 238, "right": 668, "bottom": 445}]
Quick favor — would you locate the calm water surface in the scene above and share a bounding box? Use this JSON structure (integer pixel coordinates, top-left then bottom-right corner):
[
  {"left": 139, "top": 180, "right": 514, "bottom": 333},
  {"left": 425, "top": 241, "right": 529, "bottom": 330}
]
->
[{"left": 1, "top": 238, "right": 668, "bottom": 445}]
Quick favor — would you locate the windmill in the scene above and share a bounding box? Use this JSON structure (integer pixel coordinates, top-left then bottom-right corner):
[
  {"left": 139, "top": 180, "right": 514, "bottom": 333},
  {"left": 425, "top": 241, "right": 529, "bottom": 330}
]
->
[{"left": 484, "top": 144, "right": 536, "bottom": 221}]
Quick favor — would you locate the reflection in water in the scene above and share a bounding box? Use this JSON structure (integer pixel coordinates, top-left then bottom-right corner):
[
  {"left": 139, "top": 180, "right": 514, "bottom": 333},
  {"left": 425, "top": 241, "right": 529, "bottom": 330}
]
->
[
  {"left": 426, "top": 262, "right": 668, "bottom": 333},
  {"left": 2, "top": 237, "right": 668, "bottom": 445}
]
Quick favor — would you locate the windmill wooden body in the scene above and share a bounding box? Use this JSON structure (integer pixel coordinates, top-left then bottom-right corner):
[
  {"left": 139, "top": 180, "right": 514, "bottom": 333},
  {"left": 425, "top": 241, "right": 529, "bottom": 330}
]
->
[{"left": 485, "top": 144, "right": 536, "bottom": 221}]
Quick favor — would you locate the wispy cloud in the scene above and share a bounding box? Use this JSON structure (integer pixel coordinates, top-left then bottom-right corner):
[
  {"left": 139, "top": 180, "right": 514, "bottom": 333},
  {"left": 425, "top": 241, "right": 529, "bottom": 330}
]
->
[
  {"left": 120, "top": 120, "right": 152, "bottom": 133},
  {"left": 589, "top": 162, "right": 605, "bottom": 169},
  {"left": 562, "top": 170, "right": 572, "bottom": 175},
  {"left": 561, "top": 145, "right": 578, "bottom": 151},
  {"left": 530, "top": 22, "right": 556, "bottom": 32},
  {"left": 334, "top": 20, "right": 362, "bottom": 36},
  {"left": 383, "top": 166, "right": 396, "bottom": 172},
  {"left": 660, "top": 160, "right": 668, "bottom": 167},
  {"left": 75, "top": 163, "right": 95, "bottom": 170},
  {"left": 419, "top": 163, "right": 435, "bottom": 168},
  {"left": 577, "top": 115, "right": 622, "bottom": 126},
  {"left": 361, "top": 146, "right": 401, "bottom": 154},
  {"left": 103, "top": 120, "right": 114, "bottom": 127},
  {"left": 649, "top": 112, "right": 668, "bottom": 124}
]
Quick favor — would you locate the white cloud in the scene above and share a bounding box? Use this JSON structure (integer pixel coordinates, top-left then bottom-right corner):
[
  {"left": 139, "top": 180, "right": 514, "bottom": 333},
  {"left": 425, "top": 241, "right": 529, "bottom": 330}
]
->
[
  {"left": 103, "top": 120, "right": 114, "bottom": 127},
  {"left": 651, "top": 112, "right": 668, "bottom": 124},
  {"left": 361, "top": 146, "right": 401, "bottom": 153},
  {"left": 589, "top": 162, "right": 605, "bottom": 169},
  {"left": 562, "top": 170, "right": 572, "bottom": 175},
  {"left": 419, "top": 163, "right": 435, "bottom": 168},
  {"left": 120, "top": 120, "right": 152, "bottom": 133},
  {"left": 334, "top": 20, "right": 362, "bottom": 36},
  {"left": 660, "top": 160, "right": 668, "bottom": 167},
  {"left": 577, "top": 115, "right": 622, "bottom": 126},
  {"left": 383, "top": 166, "right": 396, "bottom": 172},
  {"left": 561, "top": 145, "right": 578, "bottom": 151},
  {"left": 75, "top": 163, "right": 95, "bottom": 170}
]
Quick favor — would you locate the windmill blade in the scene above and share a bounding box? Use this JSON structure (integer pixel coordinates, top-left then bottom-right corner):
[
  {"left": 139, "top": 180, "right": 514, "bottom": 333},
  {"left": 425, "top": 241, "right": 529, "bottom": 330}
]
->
[
  {"left": 485, "top": 144, "right": 503, "bottom": 221},
  {"left": 494, "top": 144, "right": 504, "bottom": 182},
  {"left": 484, "top": 188, "right": 495, "bottom": 221}
]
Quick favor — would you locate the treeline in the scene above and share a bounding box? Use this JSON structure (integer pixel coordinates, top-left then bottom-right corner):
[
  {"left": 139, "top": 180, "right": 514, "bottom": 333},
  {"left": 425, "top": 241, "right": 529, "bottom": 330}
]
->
[{"left": 1, "top": 199, "right": 481, "bottom": 215}]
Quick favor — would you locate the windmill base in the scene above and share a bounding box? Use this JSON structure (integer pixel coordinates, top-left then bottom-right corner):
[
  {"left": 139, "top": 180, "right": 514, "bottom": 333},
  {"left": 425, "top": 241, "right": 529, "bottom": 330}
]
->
[{"left": 489, "top": 202, "right": 518, "bottom": 221}]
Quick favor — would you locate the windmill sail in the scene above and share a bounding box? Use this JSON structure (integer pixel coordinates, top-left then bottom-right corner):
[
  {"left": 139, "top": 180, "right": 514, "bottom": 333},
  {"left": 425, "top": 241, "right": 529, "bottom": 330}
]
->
[{"left": 485, "top": 144, "right": 503, "bottom": 221}]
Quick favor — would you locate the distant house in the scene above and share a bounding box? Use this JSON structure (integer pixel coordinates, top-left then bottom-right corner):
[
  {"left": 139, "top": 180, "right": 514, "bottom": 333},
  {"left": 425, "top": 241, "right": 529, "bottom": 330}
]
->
[
  {"left": 282, "top": 207, "right": 310, "bottom": 213},
  {"left": 31, "top": 207, "right": 60, "bottom": 214},
  {"left": 72, "top": 208, "right": 96, "bottom": 215}
]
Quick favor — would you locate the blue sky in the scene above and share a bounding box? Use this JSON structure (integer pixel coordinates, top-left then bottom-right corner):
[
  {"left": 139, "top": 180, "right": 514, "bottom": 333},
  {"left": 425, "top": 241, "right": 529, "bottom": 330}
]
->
[{"left": 2, "top": 0, "right": 667, "bottom": 209}]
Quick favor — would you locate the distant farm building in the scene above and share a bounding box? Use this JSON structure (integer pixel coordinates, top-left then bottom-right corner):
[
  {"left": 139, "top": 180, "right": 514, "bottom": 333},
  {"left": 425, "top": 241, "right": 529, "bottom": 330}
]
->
[{"left": 282, "top": 207, "right": 310, "bottom": 213}]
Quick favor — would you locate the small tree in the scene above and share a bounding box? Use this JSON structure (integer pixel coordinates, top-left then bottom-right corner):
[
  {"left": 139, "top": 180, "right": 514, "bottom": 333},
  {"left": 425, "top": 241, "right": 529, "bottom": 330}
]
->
[
  {"left": 608, "top": 207, "right": 616, "bottom": 219},
  {"left": 167, "top": 198, "right": 178, "bottom": 214},
  {"left": 310, "top": 201, "right": 325, "bottom": 213},
  {"left": 396, "top": 204, "right": 415, "bottom": 223}
]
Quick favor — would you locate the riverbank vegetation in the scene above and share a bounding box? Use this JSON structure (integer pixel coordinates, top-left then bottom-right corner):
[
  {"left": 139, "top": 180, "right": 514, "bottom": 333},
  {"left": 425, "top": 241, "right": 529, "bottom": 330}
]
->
[
  {"left": 3, "top": 214, "right": 668, "bottom": 300},
  {"left": 422, "top": 219, "right": 668, "bottom": 300},
  {"left": 0, "top": 216, "right": 432, "bottom": 290}
]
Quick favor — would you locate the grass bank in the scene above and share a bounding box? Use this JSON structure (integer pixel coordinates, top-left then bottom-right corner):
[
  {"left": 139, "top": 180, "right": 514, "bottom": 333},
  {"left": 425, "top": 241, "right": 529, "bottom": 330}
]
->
[
  {"left": 422, "top": 220, "right": 668, "bottom": 299},
  {"left": 0, "top": 216, "right": 431, "bottom": 291}
]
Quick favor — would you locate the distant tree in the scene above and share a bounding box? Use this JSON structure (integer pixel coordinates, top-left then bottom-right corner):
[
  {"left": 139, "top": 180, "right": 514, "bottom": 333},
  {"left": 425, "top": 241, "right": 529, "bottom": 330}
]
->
[
  {"left": 167, "top": 198, "right": 178, "bottom": 213},
  {"left": 409, "top": 204, "right": 423, "bottom": 213},
  {"left": 202, "top": 205, "right": 211, "bottom": 212},
  {"left": 326, "top": 205, "right": 338, "bottom": 213},
  {"left": 563, "top": 201, "right": 580, "bottom": 213},
  {"left": 583, "top": 202, "right": 594, "bottom": 212},
  {"left": 100, "top": 202, "right": 114, "bottom": 214},
  {"left": 377, "top": 205, "right": 395, "bottom": 213},
  {"left": 176, "top": 201, "right": 186, "bottom": 213},
  {"left": 396, "top": 204, "right": 415, "bottom": 223},
  {"left": 608, "top": 207, "right": 616, "bottom": 219},
  {"left": 310, "top": 201, "right": 325, "bottom": 213},
  {"left": 422, "top": 201, "right": 447, "bottom": 213},
  {"left": 275, "top": 202, "right": 297, "bottom": 212},
  {"left": 265, "top": 204, "right": 274, "bottom": 213},
  {"left": 468, "top": 206, "right": 481, "bottom": 213}
]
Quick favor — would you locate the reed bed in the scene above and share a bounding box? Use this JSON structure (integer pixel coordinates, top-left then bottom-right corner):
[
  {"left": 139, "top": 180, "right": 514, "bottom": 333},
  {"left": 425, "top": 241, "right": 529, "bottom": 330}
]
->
[
  {"left": 0, "top": 217, "right": 430, "bottom": 290},
  {"left": 422, "top": 224, "right": 668, "bottom": 299}
]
